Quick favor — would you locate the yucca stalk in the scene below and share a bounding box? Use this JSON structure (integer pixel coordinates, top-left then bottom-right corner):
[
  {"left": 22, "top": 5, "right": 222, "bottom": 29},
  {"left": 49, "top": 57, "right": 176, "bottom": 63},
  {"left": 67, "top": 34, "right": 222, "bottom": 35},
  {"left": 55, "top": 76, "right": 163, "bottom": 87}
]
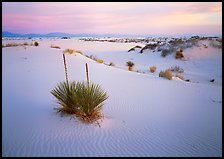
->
[
  {"left": 85, "top": 63, "right": 89, "bottom": 86},
  {"left": 63, "top": 53, "right": 69, "bottom": 85}
]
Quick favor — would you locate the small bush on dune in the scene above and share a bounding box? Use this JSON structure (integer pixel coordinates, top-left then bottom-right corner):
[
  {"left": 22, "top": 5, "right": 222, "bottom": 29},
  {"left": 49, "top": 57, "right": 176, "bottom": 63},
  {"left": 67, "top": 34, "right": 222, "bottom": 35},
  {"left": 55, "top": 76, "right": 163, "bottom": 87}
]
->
[
  {"left": 150, "top": 66, "right": 157, "bottom": 73},
  {"left": 34, "top": 41, "right": 39, "bottom": 46},
  {"left": 159, "top": 69, "right": 173, "bottom": 80},
  {"left": 97, "top": 59, "right": 104, "bottom": 64},
  {"left": 51, "top": 45, "right": 61, "bottom": 49},
  {"left": 175, "top": 50, "right": 184, "bottom": 59},
  {"left": 126, "top": 61, "right": 135, "bottom": 71}
]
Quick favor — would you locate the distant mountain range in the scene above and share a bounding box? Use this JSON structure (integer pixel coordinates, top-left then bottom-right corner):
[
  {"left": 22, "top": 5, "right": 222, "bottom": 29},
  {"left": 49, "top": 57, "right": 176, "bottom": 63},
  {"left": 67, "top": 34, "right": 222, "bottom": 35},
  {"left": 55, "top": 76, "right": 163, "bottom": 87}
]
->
[
  {"left": 2, "top": 31, "right": 222, "bottom": 38},
  {"left": 2, "top": 31, "right": 128, "bottom": 38}
]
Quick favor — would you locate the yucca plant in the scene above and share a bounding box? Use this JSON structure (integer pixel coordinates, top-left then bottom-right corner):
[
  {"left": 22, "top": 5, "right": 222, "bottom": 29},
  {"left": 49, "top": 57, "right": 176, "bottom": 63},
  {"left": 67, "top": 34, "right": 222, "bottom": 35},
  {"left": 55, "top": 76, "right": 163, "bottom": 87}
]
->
[
  {"left": 51, "top": 82, "right": 78, "bottom": 114},
  {"left": 51, "top": 54, "right": 108, "bottom": 123},
  {"left": 72, "top": 81, "right": 108, "bottom": 123},
  {"left": 126, "top": 61, "right": 135, "bottom": 71},
  {"left": 51, "top": 81, "right": 108, "bottom": 123}
]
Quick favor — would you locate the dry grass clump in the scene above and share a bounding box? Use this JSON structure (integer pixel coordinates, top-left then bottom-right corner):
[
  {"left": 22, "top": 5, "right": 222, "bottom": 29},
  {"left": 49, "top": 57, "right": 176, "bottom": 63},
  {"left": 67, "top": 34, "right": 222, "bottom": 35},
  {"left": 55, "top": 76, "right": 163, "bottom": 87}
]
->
[
  {"left": 97, "top": 59, "right": 104, "bottom": 64},
  {"left": 175, "top": 49, "right": 184, "bottom": 59},
  {"left": 150, "top": 66, "right": 157, "bottom": 73},
  {"left": 176, "top": 73, "right": 184, "bottom": 80},
  {"left": 126, "top": 61, "right": 135, "bottom": 71},
  {"left": 159, "top": 69, "right": 173, "bottom": 80},
  {"left": 63, "top": 49, "right": 74, "bottom": 54},
  {"left": 51, "top": 45, "right": 61, "bottom": 49}
]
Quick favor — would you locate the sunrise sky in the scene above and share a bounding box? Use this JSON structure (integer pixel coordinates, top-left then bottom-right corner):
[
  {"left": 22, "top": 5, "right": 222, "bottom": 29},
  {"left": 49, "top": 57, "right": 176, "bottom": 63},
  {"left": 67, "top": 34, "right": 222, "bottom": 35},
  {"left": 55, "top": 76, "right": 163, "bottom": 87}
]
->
[{"left": 2, "top": 2, "right": 222, "bottom": 36}]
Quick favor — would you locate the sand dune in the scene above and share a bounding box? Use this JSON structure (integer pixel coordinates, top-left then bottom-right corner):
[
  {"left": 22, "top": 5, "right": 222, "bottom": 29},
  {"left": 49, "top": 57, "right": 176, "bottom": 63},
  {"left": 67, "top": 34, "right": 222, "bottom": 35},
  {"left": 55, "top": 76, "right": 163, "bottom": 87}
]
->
[{"left": 2, "top": 37, "right": 222, "bottom": 157}]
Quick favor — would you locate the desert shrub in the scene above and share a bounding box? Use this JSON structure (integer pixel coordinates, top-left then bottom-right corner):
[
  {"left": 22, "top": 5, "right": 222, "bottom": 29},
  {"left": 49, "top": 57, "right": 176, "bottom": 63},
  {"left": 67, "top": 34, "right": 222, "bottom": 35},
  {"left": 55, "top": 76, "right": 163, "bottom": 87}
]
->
[
  {"left": 63, "top": 49, "right": 74, "bottom": 54},
  {"left": 126, "top": 61, "right": 135, "bottom": 71},
  {"left": 159, "top": 69, "right": 173, "bottom": 80},
  {"left": 23, "top": 42, "right": 29, "bottom": 46},
  {"left": 2, "top": 44, "right": 5, "bottom": 48},
  {"left": 170, "top": 65, "right": 184, "bottom": 73},
  {"left": 97, "top": 59, "right": 104, "bottom": 64},
  {"left": 75, "top": 50, "right": 83, "bottom": 55},
  {"left": 175, "top": 50, "right": 184, "bottom": 59},
  {"left": 34, "top": 41, "right": 39, "bottom": 46},
  {"left": 150, "top": 66, "right": 157, "bottom": 73},
  {"left": 51, "top": 81, "right": 108, "bottom": 123},
  {"left": 176, "top": 73, "right": 184, "bottom": 80},
  {"left": 51, "top": 45, "right": 61, "bottom": 49},
  {"left": 161, "top": 49, "right": 171, "bottom": 57},
  {"left": 109, "top": 62, "right": 115, "bottom": 66}
]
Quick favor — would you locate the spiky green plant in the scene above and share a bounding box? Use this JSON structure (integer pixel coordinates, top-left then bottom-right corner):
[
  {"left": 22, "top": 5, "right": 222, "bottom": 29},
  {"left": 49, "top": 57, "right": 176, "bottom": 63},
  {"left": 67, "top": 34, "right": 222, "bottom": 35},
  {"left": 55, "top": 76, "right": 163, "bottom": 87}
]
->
[
  {"left": 126, "top": 61, "right": 134, "bottom": 71},
  {"left": 73, "top": 81, "right": 108, "bottom": 122},
  {"left": 51, "top": 82, "right": 78, "bottom": 114},
  {"left": 51, "top": 81, "right": 108, "bottom": 123}
]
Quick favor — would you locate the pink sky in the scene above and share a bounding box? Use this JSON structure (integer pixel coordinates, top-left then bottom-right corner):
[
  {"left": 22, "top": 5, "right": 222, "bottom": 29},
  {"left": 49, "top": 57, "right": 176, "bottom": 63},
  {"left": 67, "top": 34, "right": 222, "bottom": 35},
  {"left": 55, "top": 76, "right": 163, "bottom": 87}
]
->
[{"left": 2, "top": 2, "right": 222, "bottom": 36}]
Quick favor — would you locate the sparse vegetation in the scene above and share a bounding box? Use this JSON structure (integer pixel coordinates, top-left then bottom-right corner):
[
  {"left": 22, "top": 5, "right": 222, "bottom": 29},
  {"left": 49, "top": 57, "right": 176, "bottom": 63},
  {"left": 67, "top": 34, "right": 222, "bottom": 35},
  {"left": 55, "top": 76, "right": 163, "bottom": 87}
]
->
[
  {"left": 150, "top": 66, "right": 157, "bottom": 73},
  {"left": 126, "top": 61, "right": 135, "bottom": 71},
  {"left": 159, "top": 69, "right": 173, "bottom": 80},
  {"left": 2, "top": 42, "right": 36, "bottom": 48},
  {"left": 51, "top": 45, "right": 61, "bottom": 49}
]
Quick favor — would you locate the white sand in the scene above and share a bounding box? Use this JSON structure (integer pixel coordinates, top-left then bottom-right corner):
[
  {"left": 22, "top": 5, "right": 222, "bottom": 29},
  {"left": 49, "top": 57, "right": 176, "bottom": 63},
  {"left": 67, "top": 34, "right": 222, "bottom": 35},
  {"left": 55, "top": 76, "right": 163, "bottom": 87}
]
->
[{"left": 2, "top": 38, "right": 222, "bottom": 157}]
